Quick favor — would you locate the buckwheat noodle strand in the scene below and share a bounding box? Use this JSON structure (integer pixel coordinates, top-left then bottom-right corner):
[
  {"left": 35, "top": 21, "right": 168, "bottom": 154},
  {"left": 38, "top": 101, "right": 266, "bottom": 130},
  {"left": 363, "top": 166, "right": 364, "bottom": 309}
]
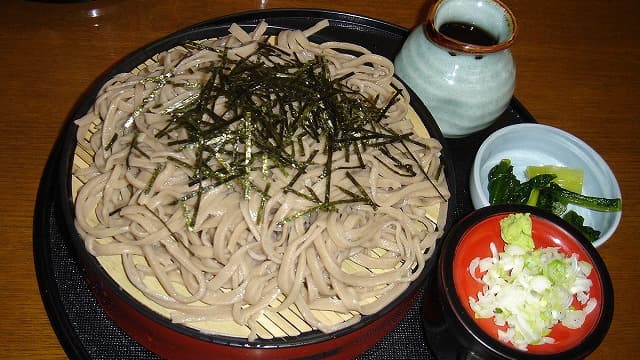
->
[{"left": 73, "top": 20, "right": 450, "bottom": 340}]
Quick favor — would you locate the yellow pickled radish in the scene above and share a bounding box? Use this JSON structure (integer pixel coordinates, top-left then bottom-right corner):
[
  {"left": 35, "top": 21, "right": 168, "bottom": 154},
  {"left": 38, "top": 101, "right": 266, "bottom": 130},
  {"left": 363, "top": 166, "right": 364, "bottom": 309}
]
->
[{"left": 525, "top": 165, "right": 584, "bottom": 193}]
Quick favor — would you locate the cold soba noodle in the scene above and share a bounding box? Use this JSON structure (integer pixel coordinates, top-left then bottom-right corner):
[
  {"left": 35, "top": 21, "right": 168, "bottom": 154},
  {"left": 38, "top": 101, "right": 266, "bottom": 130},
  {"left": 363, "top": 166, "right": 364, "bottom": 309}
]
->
[{"left": 73, "top": 20, "right": 450, "bottom": 340}]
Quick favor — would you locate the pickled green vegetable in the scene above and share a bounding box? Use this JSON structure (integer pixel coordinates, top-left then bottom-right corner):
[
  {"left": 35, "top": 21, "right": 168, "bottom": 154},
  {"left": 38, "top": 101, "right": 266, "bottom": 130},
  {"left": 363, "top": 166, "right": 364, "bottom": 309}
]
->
[
  {"left": 525, "top": 165, "right": 584, "bottom": 193},
  {"left": 487, "top": 159, "right": 622, "bottom": 241}
]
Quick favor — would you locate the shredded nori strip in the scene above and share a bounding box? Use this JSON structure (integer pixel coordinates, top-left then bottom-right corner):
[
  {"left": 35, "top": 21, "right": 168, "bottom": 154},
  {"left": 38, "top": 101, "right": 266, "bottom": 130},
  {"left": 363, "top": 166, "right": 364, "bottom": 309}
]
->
[{"left": 123, "top": 39, "right": 442, "bottom": 225}]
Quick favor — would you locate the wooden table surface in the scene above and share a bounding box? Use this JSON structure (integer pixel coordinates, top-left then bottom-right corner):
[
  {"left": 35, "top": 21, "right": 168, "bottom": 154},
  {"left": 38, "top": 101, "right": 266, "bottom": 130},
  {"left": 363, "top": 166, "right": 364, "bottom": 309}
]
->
[{"left": 1, "top": 0, "right": 638, "bottom": 358}]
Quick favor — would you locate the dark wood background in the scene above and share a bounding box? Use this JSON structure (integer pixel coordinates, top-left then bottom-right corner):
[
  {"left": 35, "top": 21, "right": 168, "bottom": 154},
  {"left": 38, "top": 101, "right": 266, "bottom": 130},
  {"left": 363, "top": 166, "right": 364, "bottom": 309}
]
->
[{"left": 1, "top": 0, "right": 638, "bottom": 358}]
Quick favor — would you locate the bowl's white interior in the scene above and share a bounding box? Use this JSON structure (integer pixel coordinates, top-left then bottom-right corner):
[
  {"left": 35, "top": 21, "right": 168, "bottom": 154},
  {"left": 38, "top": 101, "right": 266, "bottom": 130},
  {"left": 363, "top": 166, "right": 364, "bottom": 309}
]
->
[{"left": 470, "top": 123, "right": 621, "bottom": 247}]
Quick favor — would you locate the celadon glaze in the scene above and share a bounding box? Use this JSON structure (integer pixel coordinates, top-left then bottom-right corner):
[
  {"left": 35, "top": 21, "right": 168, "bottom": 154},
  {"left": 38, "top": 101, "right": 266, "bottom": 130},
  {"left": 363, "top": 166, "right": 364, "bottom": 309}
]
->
[{"left": 394, "top": 0, "right": 517, "bottom": 138}]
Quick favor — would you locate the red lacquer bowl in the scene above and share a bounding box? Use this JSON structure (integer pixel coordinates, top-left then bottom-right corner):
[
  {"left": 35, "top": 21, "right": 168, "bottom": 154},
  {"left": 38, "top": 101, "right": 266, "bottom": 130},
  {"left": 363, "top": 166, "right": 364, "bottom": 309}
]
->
[
  {"left": 55, "top": 10, "right": 458, "bottom": 359},
  {"left": 437, "top": 204, "right": 613, "bottom": 360}
]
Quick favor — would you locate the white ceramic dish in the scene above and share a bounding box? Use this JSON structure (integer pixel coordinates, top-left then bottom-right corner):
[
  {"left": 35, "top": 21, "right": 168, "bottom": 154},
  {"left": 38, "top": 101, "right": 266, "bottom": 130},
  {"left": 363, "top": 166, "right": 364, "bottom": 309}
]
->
[{"left": 469, "top": 123, "right": 621, "bottom": 247}]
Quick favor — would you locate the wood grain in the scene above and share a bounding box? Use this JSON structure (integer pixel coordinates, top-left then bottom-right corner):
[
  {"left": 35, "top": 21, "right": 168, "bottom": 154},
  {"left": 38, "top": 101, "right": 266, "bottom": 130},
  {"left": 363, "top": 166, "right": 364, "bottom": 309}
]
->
[{"left": 1, "top": 0, "right": 638, "bottom": 358}]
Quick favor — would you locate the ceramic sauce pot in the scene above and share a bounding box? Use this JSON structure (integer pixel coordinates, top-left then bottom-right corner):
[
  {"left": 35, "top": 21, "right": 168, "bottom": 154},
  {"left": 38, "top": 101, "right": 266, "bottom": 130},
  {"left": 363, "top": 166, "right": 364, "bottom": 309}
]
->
[{"left": 394, "top": 0, "right": 518, "bottom": 138}]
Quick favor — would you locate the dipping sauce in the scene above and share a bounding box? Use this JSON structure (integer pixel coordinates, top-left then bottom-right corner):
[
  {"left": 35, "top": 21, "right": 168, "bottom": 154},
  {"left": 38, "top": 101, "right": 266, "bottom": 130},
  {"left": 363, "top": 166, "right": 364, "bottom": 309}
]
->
[{"left": 438, "top": 22, "right": 498, "bottom": 46}]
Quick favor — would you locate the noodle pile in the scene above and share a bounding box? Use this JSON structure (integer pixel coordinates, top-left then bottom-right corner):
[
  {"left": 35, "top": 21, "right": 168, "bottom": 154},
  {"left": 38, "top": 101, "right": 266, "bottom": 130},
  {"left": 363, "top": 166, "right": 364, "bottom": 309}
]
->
[{"left": 73, "top": 20, "right": 450, "bottom": 340}]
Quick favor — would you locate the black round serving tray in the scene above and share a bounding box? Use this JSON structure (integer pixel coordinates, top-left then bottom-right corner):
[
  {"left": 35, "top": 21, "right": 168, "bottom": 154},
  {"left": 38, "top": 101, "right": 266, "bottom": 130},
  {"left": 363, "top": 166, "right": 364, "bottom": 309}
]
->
[{"left": 34, "top": 9, "right": 535, "bottom": 359}]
